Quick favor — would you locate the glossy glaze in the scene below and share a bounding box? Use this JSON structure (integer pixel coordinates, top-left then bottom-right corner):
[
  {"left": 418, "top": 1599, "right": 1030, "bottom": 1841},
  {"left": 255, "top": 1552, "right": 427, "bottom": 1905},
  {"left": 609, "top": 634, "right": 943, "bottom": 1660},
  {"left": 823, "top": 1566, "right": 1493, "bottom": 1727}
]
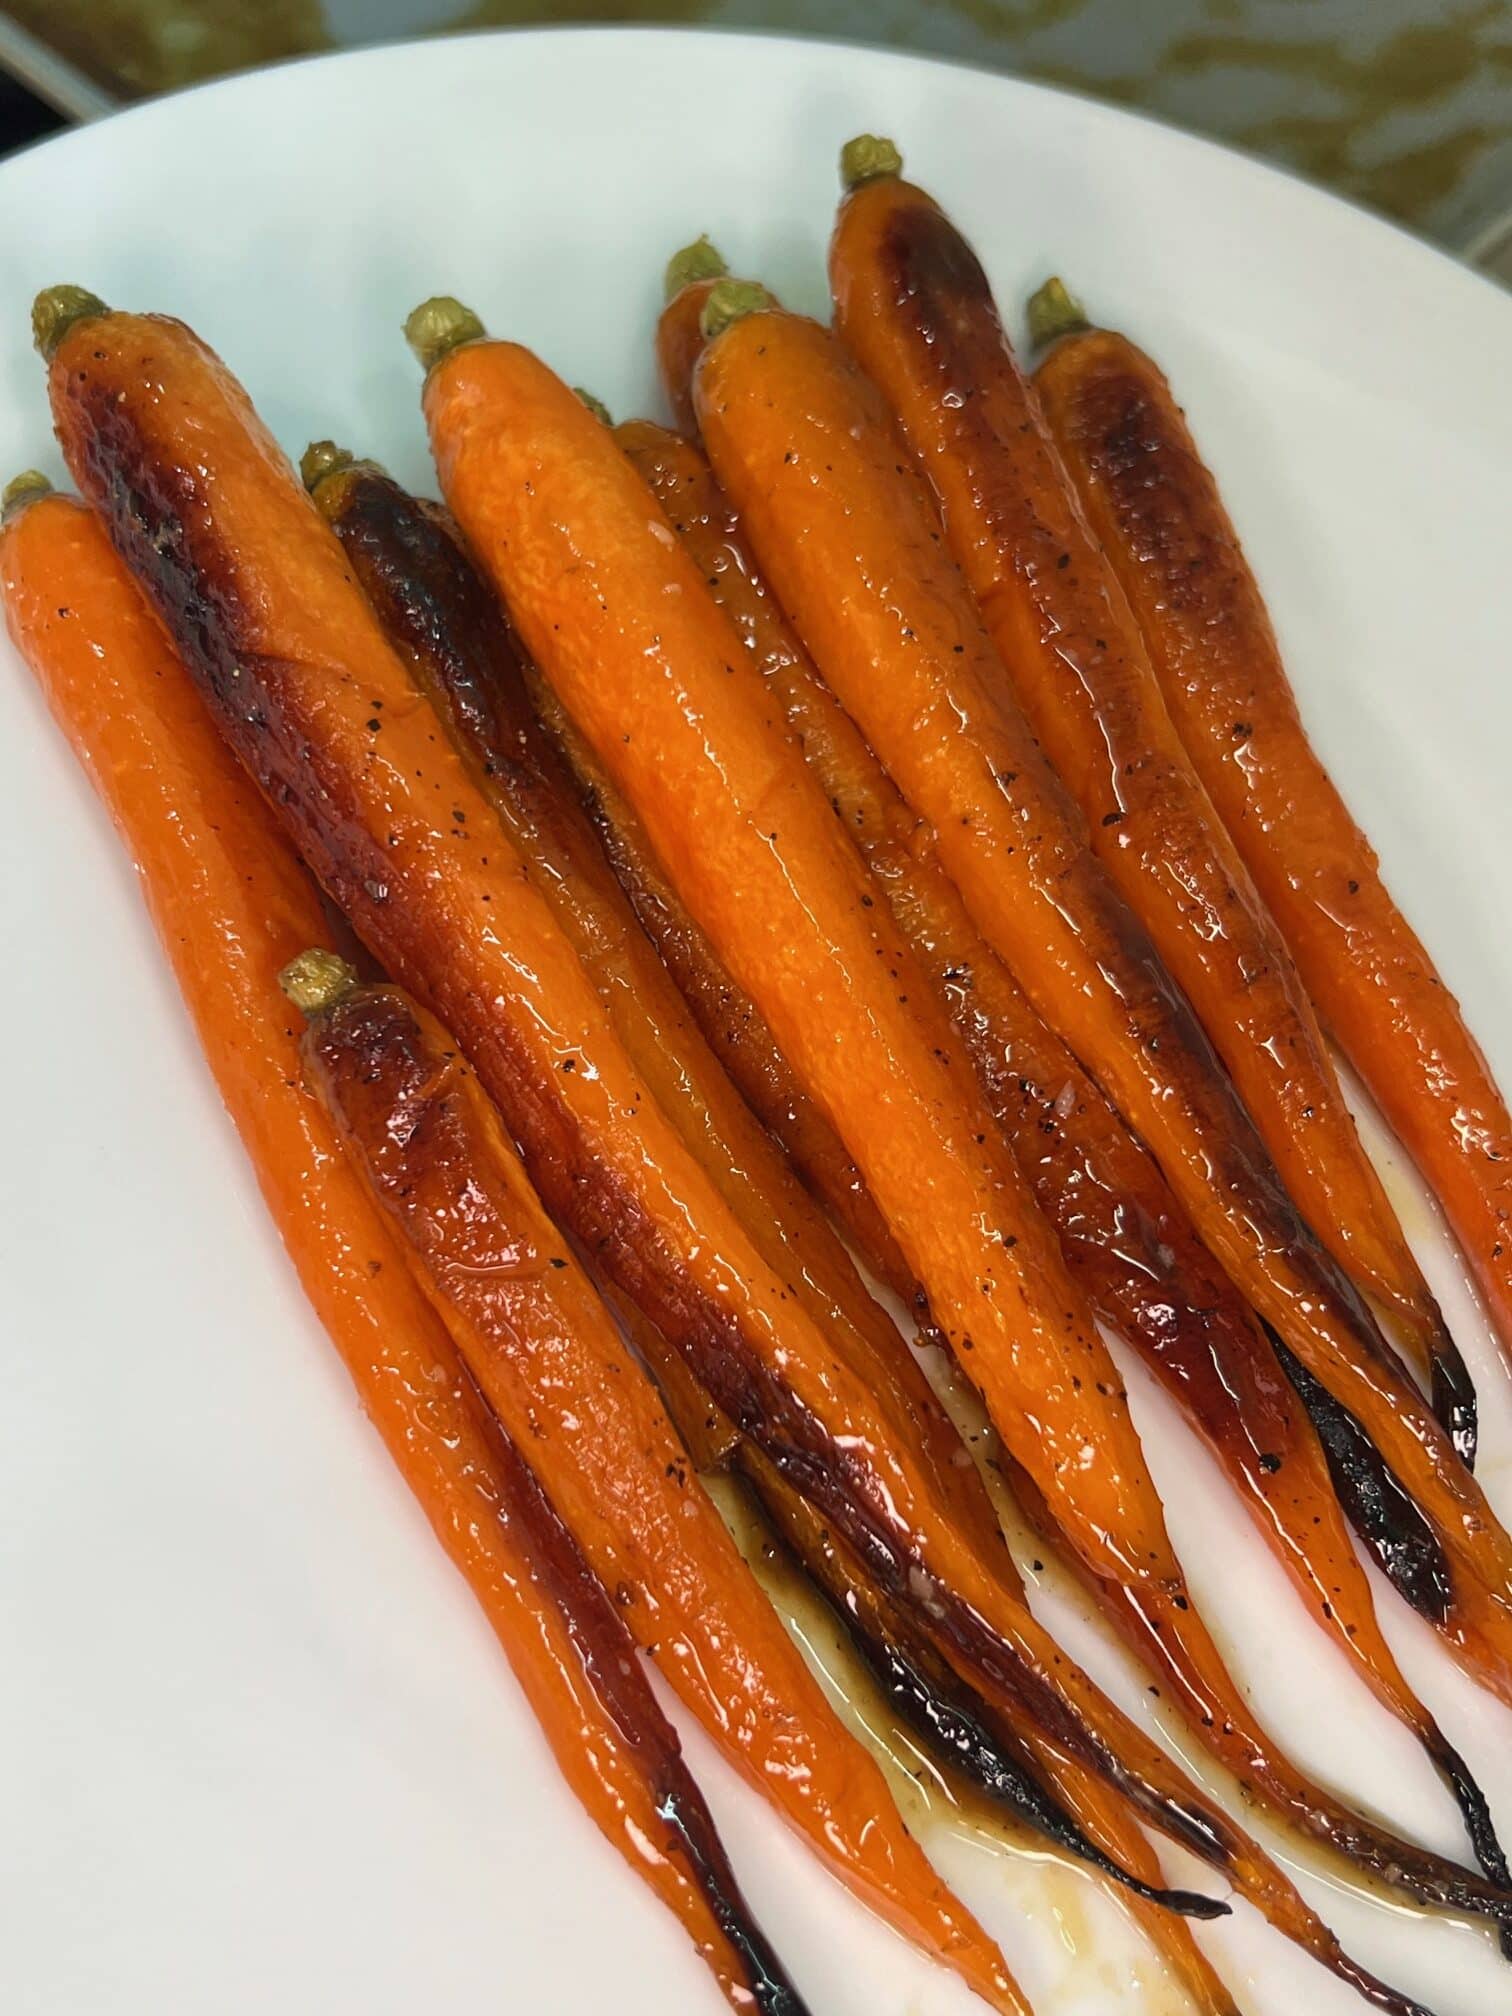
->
[
  {"left": 311, "top": 457, "right": 986, "bottom": 1552},
  {"left": 619, "top": 416, "right": 1510, "bottom": 1903},
  {"left": 828, "top": 171, "right": 1466, "bottom": 1448},
  {"left": 0, "top": 489, "right": 802, "bottom": 2015},
  {"left": 692, "top": 301, "right": 1512, "bottom": 1707},
  {"left": 49, "top": 301, "right": 1283, "bottom": 2011},
  {"left": 421, "top": 326, "right": 1474, "bottom": 2008},
  {"left": 1032, "top": 319, "right": 1512, "bottom": 1392}
]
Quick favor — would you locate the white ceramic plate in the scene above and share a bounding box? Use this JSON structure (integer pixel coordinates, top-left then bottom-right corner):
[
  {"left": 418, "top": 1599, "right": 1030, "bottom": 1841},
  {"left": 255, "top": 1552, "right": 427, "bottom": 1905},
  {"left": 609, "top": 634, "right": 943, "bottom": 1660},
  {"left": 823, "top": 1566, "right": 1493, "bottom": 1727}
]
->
[{"left": 1, "top": 28, "right": 1510, "bottom": 2016}]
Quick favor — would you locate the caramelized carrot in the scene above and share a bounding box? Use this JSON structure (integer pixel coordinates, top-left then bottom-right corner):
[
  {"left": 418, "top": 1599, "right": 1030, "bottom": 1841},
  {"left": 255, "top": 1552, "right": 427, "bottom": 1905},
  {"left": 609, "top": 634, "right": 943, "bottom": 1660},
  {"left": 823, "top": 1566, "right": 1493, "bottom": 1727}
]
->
[
  {"left": 34, "top": 285, "right": 1286, "bottom": 1981},
  {"left": 616, "top": 414, "right": 1508, "bottom": 1871},
  {"left": 285, "top": 953, "right": 1022, "bottom": 2008},
  {"left": 411, "top": 301, "right": 1508, "bottom": 1977},
  {"left": 1028, "top": 281, "right": 1512, "bottom": 1384},
  {"left": 536, "top": 671, "right": 921, "bottom": 1307},
  {"left": 827, "top": 142, "right": 1473, "bottom": 1457},
  {"left": 659, "top": 237, "right": 729, "bottom": 434},
  {"left": 300, "top": 444, "right": 988, "bottom": 1554},
  {"left": 0, "top": 483, "right": 807, "bottom": 2013},
  {"left": 690, "top": 282, "right": 1512, "bottom": 1703}
]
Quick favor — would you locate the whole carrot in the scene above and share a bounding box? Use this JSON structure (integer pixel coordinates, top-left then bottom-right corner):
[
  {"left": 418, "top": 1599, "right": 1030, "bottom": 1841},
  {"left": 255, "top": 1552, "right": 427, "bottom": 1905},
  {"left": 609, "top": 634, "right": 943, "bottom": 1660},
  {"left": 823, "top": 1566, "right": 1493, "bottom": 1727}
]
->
[
  {"left": 0, "top": 481, "right": 809, "bottom": 2014},
  {"left": 827, "top": 139, "right": 1472, "bottom": 1457},
  {"left": 615, "top": 412, "right": 1507, "bottom": 1875},
  {"left": 300, "top": 443, "right": 984, "bottom": 1552},
  {"left": 1028, "top": 279, "right": 1512, "bottom": 1384},
  {"left": 689, "top": 280, "right": 1512, "bottom": 1703},
  {"left": 36, "top": 285, "right": 1291, "bottom": 1974},
  {"left": 411, "top": 296, "right": 1507, "bottom": 1976}
]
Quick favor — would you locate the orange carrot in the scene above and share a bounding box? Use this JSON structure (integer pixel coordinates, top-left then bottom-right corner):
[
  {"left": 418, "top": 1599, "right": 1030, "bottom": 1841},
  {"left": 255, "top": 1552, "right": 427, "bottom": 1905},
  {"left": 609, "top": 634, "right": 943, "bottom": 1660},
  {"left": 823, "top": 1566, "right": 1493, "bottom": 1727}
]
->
[
  {"left": 301, "top": 443, "right": 987, "bottom": 1554},
  {"left": 615, "top": 414, "right": 1508, "bottom": 1877},
  {"left": 1028, "top": 279, "right": 1512, "bottom": 1385},
  {"left": 0, "top": 482, "right": 808, "bottom": 2013},
  {"left": 827, "top": 141, "right": 1472, "bottom": 1456},
  {"left": 690, "top": 281, "right": 1512, "bottom": 1707},
  {"left": 659, "top": 237, "right": 730, "bottom": 434},
  {"left": 411, "top": 299, "right": 1506, "bottom": 1980}
]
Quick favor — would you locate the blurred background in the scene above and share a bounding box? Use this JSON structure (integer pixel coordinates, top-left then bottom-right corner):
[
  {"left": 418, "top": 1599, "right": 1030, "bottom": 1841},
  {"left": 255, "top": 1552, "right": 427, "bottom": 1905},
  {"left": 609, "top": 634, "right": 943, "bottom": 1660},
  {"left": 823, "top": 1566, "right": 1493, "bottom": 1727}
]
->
[{"left": 2, "top": 1, "right": 1509, "bottom": 280}]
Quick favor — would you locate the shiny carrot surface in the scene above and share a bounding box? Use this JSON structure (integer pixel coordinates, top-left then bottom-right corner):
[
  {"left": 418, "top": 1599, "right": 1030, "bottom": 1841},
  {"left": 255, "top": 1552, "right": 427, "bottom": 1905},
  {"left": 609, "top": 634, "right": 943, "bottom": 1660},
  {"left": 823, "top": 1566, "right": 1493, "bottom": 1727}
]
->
[
  {"left": 618, "top": 415, "right": 1508, "bottom": 1884},
  {"left": 1029, "top": 293, "right": 1512, "bottom": 1385},
  {"left": 414, "top": 310, "right": 1499, "bottom": 1986},
  {"left": 0, "top": 486, "right": 805, "bottom": 2013},
  {"left": 827, "top": 148, "right": 1469, "bottom": 1452},
  {"left": 691, "top": 288, "right": 1512, "bottom": 1704},
  {"left": 524, "top": 647, "right": 922, "bottom": 1309},
  {"left": 303, "top": 447, "right": 986, "bottom": 1553},
  {"left": 40, "top": 289, "right": 1297, "bottom": 2003},
  {"left": 292, "top": 960, "right": 1020, "bottom": 2008}
]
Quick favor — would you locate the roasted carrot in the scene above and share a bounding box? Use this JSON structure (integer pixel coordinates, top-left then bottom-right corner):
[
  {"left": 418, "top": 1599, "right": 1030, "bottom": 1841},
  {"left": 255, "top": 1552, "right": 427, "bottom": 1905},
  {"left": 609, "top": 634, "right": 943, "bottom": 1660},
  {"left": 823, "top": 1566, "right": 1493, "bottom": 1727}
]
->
[
  {"left": 690, "top": 280, "right": 1512, "bottom": 1703},
  {"left": 537, "top": 670, "right": 921, "bottom": 1307},
  {"left": 615, "top": 413, "right": 1508, "bottom": 1875},
  {"left": 34, "top": 285, "right": 1277, "bottom": 1969},
  {"left": 1028, "top": 279, "right": 1512, "bottom": 1388},
  {"left": 827, "top": 141, "right": 1473, "bottom": 1458},
  {"left": 283, "top": 952, "right": 1024, "bottom": 2008},
  {"left": 300, "top": 443, "right": 987, "bottom": 1554},
  {"left": 659, "top": 237, "right": 729, "bottom": 435},
  {"left": 409, "top": 299, "right": 1510, "bottom": 1982},
  {"left": 0, "top": 482, "right": 808, "bottom": 2014}
]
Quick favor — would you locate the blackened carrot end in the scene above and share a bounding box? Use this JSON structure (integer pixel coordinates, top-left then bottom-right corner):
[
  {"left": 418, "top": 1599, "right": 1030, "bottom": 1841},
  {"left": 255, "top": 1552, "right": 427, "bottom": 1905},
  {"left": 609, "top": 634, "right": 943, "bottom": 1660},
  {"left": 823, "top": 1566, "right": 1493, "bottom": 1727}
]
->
[
  {"left": 280, "top": 948, "right": 361, "bottom": 1018},
  {"left": 664, "top": 236, "right": 728, "bottom": 303},
  {"left": 840, "top": 134, "right": 903, "bottom": 190},
  {"left": 1026, "top": 277, "right": 1090, "bottom": 351},
  {"left": 31, "top": 285, "right": 108, "bottom": 361},
  {"left": 700, "top": 279, "right": 774, "bottom": 343},
  {"left": 404, "top": 295, "right": 486, "bottom": 374},
  {"left": 1, "top": 469, "right": 52, "bottom": 520},
  {"left": 574, "top": 388, "right": 612, "bottom": 426}
]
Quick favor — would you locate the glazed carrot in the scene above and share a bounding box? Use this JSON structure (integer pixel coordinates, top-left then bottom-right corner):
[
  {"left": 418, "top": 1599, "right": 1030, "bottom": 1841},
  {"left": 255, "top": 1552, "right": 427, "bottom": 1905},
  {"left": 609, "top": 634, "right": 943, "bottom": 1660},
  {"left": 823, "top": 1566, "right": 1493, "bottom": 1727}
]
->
[
  {"left": 827, "top": 141, "right": 1473, "bottom": 1458},
  {"left": 283, "top": 952, "right": 1022, "bottom": 2008},
  {"left": 616, "top": 413, "right": 1508, "bottom": 1871},
  {"left": 300, "top": 443, "right": 986, "bottom": 1553},
  {"left": 35, "top": 287, "right": 1287, "bottom": 1979},
  {"left": 1028, "top": 280, "right": 1512, "bottom": 1384},
  {"left": 411, "top": 303, "right": 1509, "bottom": 1978},
  {"left": 690, "top": 281, "right": 1512, "bottom": 1703},
  {"left": 0, "top": 483, "right": 808, "bottom": 2014},
  {"left": 540, "top": 674, "right": 921, "bottom": 1308},
  {"left": 659, "top": 237, "right": 729, "bottom": 434}
]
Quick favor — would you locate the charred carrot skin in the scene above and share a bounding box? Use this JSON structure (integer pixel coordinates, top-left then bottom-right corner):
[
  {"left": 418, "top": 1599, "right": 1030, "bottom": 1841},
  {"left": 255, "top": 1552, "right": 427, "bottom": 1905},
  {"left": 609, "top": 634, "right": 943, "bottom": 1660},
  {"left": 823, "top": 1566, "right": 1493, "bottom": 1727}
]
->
[
  {"left": 827, "top": 157, "right": 1468, "bottom": 1449},
  {"left": 616, "top": 419, "right": 1494, "bottom": 1790},
  {"left": 293, "top": 972, "right": 1021, "bottom": 2013},
  {"left": 417, "top": 322, "right": 1507, "bottom": 1987},
  {"left": 303, "top": 449, "right": 986, "bottom": 1553},
  {"left": 1030, "top": 308, "right": 1512, "bottom": 1384},
  {"left": 0, "top": 487, "right": 805, "bottom": 2014},
  {"left": 44, "top": 295, "right": 1330, "bottom": 1998},
  {"left": 692, "top": 295, "right": 1512, "bottom": 1692},
  {"left": 619, "top": 421, "right": 1512, "bottom": 1916}
]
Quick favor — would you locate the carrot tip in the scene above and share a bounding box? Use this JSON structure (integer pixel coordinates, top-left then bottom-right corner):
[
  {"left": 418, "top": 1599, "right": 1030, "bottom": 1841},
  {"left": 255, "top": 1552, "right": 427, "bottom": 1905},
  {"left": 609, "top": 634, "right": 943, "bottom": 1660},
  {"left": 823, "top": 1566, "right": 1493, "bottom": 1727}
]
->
[
  {"left": 1, "top": 469, "right": 52, "bottom": 519},
  {"left": 1026, "top": 276, "right": 1090, "bottom": 351},
  {"left": 279, "top": 947, "right": 360, "bottom": 1017},
  {"left": 699, "top": 279, "right": 774, "bottom": 343},
  {"left": 31, "top": 284, "right": 108, "bottom": 361},
  {"left": 840, "top": 134, "right": 903, "bottom": 190},
  {"left": 664, "top": 235, "right": 728, "bottom": 303},
  {"left": 574, "top": 388, "right": 612, "bottom": 426},
  {"left": 300, "top": 440, "right": 356, "bottom": 493},
  {"left": 403, "top": 295, "right": 486, "bottom": 373}
]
